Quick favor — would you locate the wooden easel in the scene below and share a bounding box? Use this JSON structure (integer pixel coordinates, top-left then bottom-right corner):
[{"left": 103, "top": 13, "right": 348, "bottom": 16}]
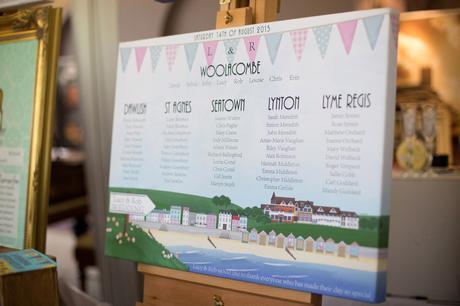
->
[{"left": 137, "top": 2, "right": 322, "bottom": 305}]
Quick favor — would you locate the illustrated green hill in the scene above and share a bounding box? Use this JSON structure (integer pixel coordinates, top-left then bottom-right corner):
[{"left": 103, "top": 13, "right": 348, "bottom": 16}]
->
[
  {"left": 105, "top": 213, "right": 187, "bottom": 270},
  {"left": 109, "top": 187, "right": 242, "bottom": 214}
]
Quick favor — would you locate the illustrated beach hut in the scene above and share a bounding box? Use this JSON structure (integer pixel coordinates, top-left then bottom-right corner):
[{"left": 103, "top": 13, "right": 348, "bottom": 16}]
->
[
  {"left": 295, "top": 236, "right": 305, "bottom": 251},
  {"left": 258, "top": 231, "right": 267, "bottom": 245},
  {"left": 241, "top": 230, "right": 249, "bottom": 243},
  {"left": 276, "top": 233, "right": 285, "bottom": 248},
  {"left": 305, "top": 236, "right": 314, "bottom": 252},
  {"left": 350, "top": 242, "right": 359, "bottom": 258},
  {"left": 315, "top": 237, "right": 325, "bottom": 253},
  {"left": 268, "top": 230, "right": 276, "bottom": 246},
  {"left": 337, "top": 241, "right": 347, "bottom": 257},
  {"left": 249, "top": 228, "right": 258, "bottom": 243},
  {"left": 287, "top": 233, "right": 296, "bottom": 249},
  {"left": 325, "top": 238, "right": 336, "bottom": 254},
  {"left": 189, "top": 212, "right": 197, "bottom": 226}
]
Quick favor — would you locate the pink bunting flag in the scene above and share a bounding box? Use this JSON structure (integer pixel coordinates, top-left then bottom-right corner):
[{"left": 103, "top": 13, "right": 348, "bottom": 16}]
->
[
  {"left": 203, "top": 41, "right": 219, "bottom": 66},
  {"left": 289, "top": 29, "right": 308, "bottom": 62},
  {"left": 135, "top": 47, "right": 147, "bottom": 72},
  {"left": 165, "top": 45, "right": 178, "bottom": 71},
  {"left": 391, "top": 14, "right": 399, "bottom": 49},
  {"left": 337, "top": 20, "right": 358, "bottom": 54},
  {"left": 244, "top": 36, "right": 261, "bottom": 62}
]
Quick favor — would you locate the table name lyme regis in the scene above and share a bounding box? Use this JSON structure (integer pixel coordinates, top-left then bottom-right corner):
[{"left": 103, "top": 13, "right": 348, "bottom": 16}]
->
[{"left": 320, "top": 92, "right": 373, "bottom": 196}]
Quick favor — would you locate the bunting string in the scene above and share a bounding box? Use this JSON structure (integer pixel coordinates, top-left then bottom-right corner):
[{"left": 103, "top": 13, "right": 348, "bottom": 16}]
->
[{"left": 120, "top": 13, "right": 395, "bottom": 72}]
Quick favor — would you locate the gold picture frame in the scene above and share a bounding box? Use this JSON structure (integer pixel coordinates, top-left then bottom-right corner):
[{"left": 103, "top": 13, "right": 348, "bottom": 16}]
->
[{"left": 0, "top": 6, "right": 61, "bottom": 252}]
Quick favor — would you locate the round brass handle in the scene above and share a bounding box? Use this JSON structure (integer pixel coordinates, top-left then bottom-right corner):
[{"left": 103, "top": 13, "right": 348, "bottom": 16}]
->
[{"left": 213, "top": 294, "right": 224, "bottom": 306}]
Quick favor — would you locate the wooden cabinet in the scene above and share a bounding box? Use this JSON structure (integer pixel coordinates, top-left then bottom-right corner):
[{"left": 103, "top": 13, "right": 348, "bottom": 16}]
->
[{"left": 138, "top": 264, "right": 322, "bottom": 306}]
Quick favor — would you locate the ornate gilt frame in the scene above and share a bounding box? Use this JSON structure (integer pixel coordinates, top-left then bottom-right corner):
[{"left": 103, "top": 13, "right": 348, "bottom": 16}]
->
[{"left": 0, "top": 6, "right": 61, "bottom": 251}]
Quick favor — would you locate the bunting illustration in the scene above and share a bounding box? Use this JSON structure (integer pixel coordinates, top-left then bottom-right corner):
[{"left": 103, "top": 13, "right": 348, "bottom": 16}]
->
[
  {"left": 337, "top": 20, "right": 358, "bottom": 54},
  {"left": 149, "top": 46, "right": 162, "bottom": 73},
  {"left": 165, "top": 45, "right": 178, "bottom": 71},
  {"left": 135, "top": 47, "right": 147, "bottom": 72},
  {"left": 313, "top": 24, "right": 333, "bottom": 58},
  {"left": 265, "top": 33, "right": 283, "bottom": 65},
  {"left": 244, "top": 36, "right": 261, "bottom": 62},
  {"left": 203, "top": 41, "right": 219, "bottom": 66},
  {"left": 184, "top": 43, "right": 199, "bottom": 71},
  {"left": 224, "top": 39, "right": 239, "bottom": 64},
  {"left": 123, "top": 15, "right": 391, "bottom": 73},
  {"left": 120, "top": 47, "right": 132, "bottom": 72},
  {"left": 363, "top": 14, "right": 384, "bottom": 50},
  {"left": 289, "top": 29, "right": 308, "bottom": 62}
]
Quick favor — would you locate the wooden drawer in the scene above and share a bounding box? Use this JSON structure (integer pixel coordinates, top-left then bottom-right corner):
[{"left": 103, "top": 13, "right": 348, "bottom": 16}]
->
[{"left": 139, "top": 264, "right": 321, "bottom": 306}]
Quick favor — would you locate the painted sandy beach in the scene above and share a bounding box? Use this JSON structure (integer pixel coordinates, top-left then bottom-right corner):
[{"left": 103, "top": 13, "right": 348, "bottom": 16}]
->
[{"left": 143, "top": 226, "right": 386, "bottom": 272}]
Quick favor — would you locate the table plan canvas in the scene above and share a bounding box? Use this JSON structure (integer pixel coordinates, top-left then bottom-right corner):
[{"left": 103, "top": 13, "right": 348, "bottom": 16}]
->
[{"left": 107, "top": 8, "right": 398, "bottom": 303}]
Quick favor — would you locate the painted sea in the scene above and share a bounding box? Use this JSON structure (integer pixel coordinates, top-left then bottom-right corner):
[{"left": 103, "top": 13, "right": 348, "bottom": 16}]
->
[{"left": 168, "top": 245, "right": 386, "bottom": 303}]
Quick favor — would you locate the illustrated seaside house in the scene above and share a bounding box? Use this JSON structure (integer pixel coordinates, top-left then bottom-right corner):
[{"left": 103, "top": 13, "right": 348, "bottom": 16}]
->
[
  {"left": 146, "top": 212, "right": 156, "bottom": 223},
  {"left": 296, "top": 236, "right": 305, "bottom": 251},
  {"left": 313, "top": 206, "right": 342, "bottom": 227},
  {"left": 239, "top": 216, "right": 248, "bottom": 231},
  {"left": 258, "top": 231, "right": 267, "bottom": 245},
  {"left": 129, "top": 215, "right": 145, "bottom": 222},
  {"left": 261, "top": 193, "right": 359, "bottom": 229},
  {"left": 316, "top": 237, "right": 325, "bottom": 253},
  {"left": 231, "top": 215, "right": 240, "bottom": 231},
  {"left": 206, "top": 214, "right": 217, "bottom": 229},
  {"left": 295, "top": 202, "right": 314, "bottom": 223},
  {"left": 146, "top": 209, "right": 170, "bottom": 223},
  {"left": 268, "top": 230, "right": 276, "bottom": 246},
  {"left": 261, "top": 200, "right": 295, "bottom": 223},
  {"left": 287, "top": 233, "right": 296, "bottom": 249},
  {"left": 305, "top": 236, "right": 314, "bottom": 252},
  {"left": 341, "top": 211, "right": 360, "bottom": 229},
  {"left": 162, "top": 212, "right": 171, "bottom": 224},
  {"left": 170, "top": 206, "right": 182, "bottom": 224},
  {"left": 218, "top": 211, "right": 232, "bottom": 230},
  {"left": 230, "top": 215, "right": 248, "bottom": 231},
  {"left": 189, "top": 212, "right": 197, "bottom": 226},
  {"left": 196, "top": 213, "right": 207, "bottom": 227},
  {"left": 182, "top": 207, "right": 190, "bottom": 226}
]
